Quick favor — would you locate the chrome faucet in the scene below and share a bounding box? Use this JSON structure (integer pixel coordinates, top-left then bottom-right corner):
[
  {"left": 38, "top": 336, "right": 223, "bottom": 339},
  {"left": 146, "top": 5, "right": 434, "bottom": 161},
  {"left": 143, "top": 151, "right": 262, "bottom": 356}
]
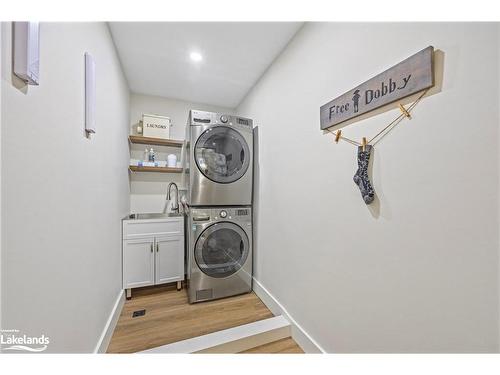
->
[{"left": 167, "top": 182, "right": 179, "bottom": 213}]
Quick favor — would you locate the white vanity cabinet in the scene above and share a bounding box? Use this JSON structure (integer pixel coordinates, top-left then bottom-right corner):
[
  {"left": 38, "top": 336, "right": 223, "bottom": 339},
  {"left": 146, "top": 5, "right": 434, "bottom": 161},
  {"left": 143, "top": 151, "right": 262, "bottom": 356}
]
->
[
  {"left": 155, "top": 235, "right": 184, "bottom": 284},
  {"left": 122, "top": 215, "right": 184, "bottom": 298},
  {"left": 122, "top": 237, "right": 155, "bottom": 289}
]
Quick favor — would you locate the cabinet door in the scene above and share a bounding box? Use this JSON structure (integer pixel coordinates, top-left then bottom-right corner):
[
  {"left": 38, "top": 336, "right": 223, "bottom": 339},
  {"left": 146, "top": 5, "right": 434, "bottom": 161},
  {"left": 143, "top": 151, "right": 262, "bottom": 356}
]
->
[
  {"left": 123, "top": 238, "right": 155, "bottom": 289},
  {"left": 155, "top": 236, "right": 184, "bottom": 285}
]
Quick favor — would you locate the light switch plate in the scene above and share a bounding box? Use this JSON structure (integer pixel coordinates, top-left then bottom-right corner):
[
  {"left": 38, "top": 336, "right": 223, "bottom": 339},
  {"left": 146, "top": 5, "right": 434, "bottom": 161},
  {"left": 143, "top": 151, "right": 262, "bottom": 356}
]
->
[{"left": 85, "top": 52, "right": 96, "bottom": 135}]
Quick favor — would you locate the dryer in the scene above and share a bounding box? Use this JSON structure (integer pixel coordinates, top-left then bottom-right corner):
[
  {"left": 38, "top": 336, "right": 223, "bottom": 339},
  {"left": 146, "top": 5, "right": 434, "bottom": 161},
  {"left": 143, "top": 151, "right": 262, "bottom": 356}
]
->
[
  {"left": 184, "top": 110, "right": 253, "bottom": 206},
  {"left": 187, "top": 206, "right": 252, "bottom": 303}
]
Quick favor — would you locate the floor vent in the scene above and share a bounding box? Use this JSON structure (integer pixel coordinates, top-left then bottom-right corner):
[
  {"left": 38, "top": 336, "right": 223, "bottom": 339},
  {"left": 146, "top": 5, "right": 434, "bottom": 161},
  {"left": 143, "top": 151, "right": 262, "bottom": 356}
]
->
[{"left": 132, "top": 309, "right": 146, "bottom": 318}]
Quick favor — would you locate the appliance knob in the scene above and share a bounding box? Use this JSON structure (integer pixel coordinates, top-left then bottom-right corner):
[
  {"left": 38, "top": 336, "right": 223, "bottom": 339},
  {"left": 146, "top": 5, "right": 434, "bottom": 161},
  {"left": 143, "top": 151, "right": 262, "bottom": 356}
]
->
[
  {"left": 220, "top": 210, "right": 227, "bottom": 218},
  {"left": 220, "top": 115, "right": 228, "bottom": 123}
]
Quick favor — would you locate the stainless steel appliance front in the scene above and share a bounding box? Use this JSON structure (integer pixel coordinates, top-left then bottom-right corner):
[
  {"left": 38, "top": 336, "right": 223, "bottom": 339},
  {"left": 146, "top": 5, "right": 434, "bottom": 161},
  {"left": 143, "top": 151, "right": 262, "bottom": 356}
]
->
[
  {"left": 185, "top": 110, "right": 253, "bottom": 206},
  {"left": 187, "top": 207, "right": 252, "bottom": 303}
]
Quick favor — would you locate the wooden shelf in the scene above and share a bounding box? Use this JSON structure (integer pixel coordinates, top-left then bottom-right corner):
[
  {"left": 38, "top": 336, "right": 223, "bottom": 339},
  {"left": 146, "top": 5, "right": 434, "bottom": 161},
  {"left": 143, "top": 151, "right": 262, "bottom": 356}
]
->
[
  {"left": 129, "top": 166, "right": 183, "bottom": 174},
  {"left": 129, "top": 135, "right": 183, "bottom": 148}
]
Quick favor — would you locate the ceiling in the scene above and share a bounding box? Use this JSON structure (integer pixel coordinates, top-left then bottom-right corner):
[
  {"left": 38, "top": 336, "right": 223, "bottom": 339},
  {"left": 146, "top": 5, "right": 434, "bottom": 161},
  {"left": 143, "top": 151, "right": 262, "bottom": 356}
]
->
[{"left": 108, "top": 22, "right": 303, "bottom": 108}]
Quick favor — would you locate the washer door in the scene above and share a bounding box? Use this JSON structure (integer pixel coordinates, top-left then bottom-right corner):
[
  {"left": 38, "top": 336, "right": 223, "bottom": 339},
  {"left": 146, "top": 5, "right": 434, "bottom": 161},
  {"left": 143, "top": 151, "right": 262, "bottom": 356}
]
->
[
  {"left": 194, "top": 126, "right": 250, "bottom": 184},
  {"left": 195, "top": 222, "right": 250, "bottom": 278}
]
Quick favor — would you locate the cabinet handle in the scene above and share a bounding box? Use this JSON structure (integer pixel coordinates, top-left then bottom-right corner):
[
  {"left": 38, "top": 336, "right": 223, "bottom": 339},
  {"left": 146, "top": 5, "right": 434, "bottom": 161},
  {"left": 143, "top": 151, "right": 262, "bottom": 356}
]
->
[
  {"left": 150, "top": 243, "right": 153, "bottom": 253},
  {"left": 156, "top": 243, "right": 159, "bottom": 252}
]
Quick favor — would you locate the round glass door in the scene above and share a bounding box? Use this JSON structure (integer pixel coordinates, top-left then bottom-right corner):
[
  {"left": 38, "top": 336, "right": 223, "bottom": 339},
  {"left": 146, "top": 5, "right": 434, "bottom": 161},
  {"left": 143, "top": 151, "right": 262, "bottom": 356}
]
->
[
  {"left": 194, "top": 126, "right": 250, "bottom": 184},
  {"left": 195, "top": 222, "right": 250, "bottom": 278}
]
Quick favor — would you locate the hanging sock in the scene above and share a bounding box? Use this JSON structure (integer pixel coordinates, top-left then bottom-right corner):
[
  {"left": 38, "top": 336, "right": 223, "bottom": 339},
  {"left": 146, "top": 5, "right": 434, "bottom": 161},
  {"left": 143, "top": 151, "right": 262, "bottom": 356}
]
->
[{"left": 353, "top": 145, "right": 375, "bottom": 204}]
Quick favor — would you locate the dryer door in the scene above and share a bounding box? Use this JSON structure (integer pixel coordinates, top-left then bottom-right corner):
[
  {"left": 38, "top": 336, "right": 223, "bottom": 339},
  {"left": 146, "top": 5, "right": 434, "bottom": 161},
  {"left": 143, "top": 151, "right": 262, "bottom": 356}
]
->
[
  {"left": 194, "top": 126, "right": 250, "bottom": 184},
  {"left": 194, "top": 222, "right": 250, "bottom": 278}
]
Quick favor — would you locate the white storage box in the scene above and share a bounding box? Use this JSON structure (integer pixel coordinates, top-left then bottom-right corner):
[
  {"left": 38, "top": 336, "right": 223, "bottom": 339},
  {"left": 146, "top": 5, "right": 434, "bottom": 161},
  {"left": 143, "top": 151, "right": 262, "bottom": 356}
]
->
[{"left": 142, "top": 114, "right": 171, "bottom": 139}]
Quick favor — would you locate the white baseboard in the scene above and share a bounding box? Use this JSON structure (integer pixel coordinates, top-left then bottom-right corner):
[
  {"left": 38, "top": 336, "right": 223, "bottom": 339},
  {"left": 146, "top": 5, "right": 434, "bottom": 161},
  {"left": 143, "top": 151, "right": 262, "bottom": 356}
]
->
[
  {"left": 141, "top": 315, "right": 291, "bottom": 354},
  {"left": 252, "top": 277, "right": 326, "bottom": 353},
  {"left": 94, "top": 289, "right": 125, "bottom": 353}
]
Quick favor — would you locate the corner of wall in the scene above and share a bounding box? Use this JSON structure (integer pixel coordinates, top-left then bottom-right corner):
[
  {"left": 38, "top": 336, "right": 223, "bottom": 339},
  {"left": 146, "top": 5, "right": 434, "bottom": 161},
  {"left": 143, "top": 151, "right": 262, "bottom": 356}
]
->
[
  {"left": 498, "top": 21, "right": 500, "bottom": 354},
  {"left": 252, "top": 277, "right": 325, "bottom": 353},
  {"left": 94, "top": 290, "right": 125, "bottom": 353},
  {"left": 106, "top": 22, "right": 131, "bottom": 93},
  {"left": 0, "top": 21, "right": 3, "bottom": 334}
]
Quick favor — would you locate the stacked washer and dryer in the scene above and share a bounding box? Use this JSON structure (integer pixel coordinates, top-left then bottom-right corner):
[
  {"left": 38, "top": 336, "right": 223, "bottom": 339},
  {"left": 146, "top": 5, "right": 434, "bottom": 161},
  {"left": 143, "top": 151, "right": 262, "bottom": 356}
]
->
[{"left": 183, "top": 110, "right": 254, "bottom": 303}]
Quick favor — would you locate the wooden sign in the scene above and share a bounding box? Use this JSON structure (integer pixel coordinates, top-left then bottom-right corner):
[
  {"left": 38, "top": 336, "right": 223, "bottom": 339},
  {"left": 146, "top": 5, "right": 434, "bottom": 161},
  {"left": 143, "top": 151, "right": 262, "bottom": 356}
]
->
[{"left": 320, "top": 46, "right": 434, "bottom": 130}]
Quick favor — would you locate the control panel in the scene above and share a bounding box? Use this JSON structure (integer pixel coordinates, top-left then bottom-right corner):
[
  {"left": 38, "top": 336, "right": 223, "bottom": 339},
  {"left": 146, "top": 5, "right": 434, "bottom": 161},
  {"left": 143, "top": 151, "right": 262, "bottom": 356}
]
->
[
  {"left": 191, "top": 207, "right": 252, "bottom": 224},
  {"left": 190, "top": 110, "right": 253, "bottom": 128}
]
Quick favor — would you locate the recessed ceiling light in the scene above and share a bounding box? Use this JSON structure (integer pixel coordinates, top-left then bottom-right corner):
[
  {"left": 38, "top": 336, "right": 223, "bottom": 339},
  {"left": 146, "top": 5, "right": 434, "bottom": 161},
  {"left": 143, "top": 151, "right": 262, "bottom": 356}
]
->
[{"left": 190, "top": 52, "right": 203, "bottom": 62}]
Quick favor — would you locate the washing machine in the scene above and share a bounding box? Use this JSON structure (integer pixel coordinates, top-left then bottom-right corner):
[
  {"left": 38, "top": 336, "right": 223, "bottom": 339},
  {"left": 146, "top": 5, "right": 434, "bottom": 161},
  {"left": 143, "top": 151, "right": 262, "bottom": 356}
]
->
[
  {"left": 184, "top": 110, "right": 253, "bottom": 206},
  {"left": 187, "top": 206, "right": 252, "bottom": 303}
]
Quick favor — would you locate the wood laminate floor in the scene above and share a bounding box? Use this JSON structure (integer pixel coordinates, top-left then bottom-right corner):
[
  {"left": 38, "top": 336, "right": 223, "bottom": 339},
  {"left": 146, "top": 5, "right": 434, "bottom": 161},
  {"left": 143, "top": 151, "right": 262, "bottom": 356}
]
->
[
  {"left": 240, "top": 338, "right": 304, "bottom": 354},
  {"left": 107, "top": 284, "right": 277, "bottom": 353}
]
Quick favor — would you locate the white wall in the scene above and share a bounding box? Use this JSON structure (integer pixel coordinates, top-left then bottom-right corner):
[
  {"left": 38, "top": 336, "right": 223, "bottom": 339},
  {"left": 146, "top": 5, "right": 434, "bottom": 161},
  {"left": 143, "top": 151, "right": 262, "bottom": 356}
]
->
[
  {"left": 498, "top": 23, "right": 500, "bottom": 349},
  {"left": 0, "top": 22, "right": 2, "bottom": 333},
  {"left": 1, "top": 22, "right": 130, "bottom": 352},
  {"left": 237, "top": 23, "right": 500, "bottom": 352},
  {"left": 129, "top": 93, "right": 233, "bottom": 213}
]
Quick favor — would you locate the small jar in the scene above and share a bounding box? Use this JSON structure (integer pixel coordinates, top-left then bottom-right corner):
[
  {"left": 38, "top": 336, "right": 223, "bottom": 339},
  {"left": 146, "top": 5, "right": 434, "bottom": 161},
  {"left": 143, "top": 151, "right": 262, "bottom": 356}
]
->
[{"left": 167, "top": 154, "right": 177, "bottom": 167}]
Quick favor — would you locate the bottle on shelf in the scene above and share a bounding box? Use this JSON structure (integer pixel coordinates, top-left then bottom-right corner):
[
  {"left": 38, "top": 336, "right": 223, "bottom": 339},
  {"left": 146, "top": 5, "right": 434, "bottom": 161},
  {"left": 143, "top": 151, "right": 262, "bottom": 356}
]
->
[{"left": 148, "top": 148, "right": 156, "bottom": 162}]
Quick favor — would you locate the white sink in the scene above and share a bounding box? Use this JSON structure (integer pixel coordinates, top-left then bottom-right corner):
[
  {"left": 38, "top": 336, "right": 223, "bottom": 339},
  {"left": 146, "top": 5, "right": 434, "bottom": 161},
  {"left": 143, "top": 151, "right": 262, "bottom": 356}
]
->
[{"left": 128, "top": 212, "right": 183, "bottom": 220}]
